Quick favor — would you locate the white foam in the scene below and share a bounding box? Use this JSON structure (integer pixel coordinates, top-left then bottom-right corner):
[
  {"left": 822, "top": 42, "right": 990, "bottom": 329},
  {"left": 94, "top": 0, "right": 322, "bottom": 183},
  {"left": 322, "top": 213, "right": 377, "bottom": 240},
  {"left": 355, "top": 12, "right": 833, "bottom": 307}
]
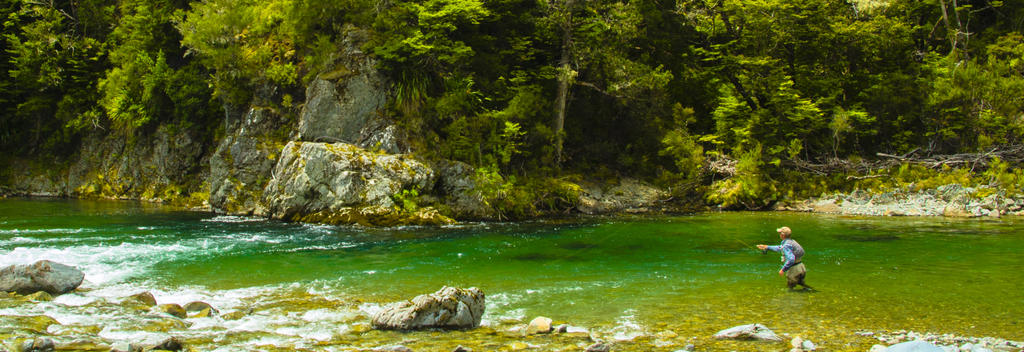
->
[
  {"left": 0, "top": 228, "right": 89, "bottom": 235},
  {"left": 52, "top": 293, "right": 99, "bottom": 307},
  {"left": 610, "top": 310, "right": 645, "bottom": 342},
  {"left": 201, "top": 215, "right": 266, "bottom": 223},
  {"left": 298, "top": 308, "right": 357, "bottom": 323}
]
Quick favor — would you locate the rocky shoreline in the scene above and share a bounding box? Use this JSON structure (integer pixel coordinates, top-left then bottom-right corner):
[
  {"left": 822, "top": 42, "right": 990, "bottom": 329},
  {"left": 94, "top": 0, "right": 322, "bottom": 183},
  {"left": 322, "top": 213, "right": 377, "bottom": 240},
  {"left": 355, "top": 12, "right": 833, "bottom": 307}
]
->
[
  {"left": 2, "top": 277, "right": 1022, "bottom": 352},
  {"left": 779, "top": 184, "right": 1024, "bottom": 218}
]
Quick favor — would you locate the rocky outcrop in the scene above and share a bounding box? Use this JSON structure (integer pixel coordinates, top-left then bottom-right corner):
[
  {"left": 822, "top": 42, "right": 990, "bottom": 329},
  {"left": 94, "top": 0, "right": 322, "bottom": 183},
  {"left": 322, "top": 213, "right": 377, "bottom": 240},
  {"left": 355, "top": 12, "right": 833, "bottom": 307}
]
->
[
  {"left": 297, "top": 29, "right": 405, "bottom": 154},
  {"left": 712, "top": 323, "right": 782, "bottom": 341},
  {"left": 258, "top": 141, "right": 452, "bottom": 225},
  {"left": 578, "top": 178, "right": 668, "bottom": 214},
  {"left": 781, "top": 184, "right": 1024, "bottom": 218},
  {"left": 371, "top": 286, "right": 485, "bottom": 330},
  {"left": 0, "top": 260, "right": 85, "bottom": 295},
  {"left": 208, "top": 107, "right": 290, "bottom": 214},
  {"left": 1, "top": 123, "right": 212, "bottom": 203}
]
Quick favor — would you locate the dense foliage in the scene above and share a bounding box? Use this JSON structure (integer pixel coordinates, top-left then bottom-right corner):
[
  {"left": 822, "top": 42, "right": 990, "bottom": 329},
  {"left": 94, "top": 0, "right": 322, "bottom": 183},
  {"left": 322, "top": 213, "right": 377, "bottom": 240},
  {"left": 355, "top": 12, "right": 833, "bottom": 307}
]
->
[{"left": 2, "top": 0, "right": 1022, "bottom": 210}]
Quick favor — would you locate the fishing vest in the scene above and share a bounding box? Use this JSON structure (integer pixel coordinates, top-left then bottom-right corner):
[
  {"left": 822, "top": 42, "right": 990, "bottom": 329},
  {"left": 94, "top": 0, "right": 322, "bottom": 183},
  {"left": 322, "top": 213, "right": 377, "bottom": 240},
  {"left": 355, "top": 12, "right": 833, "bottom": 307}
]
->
[{"left": 783, "top": 239, "right": 805, "bottom": 262}]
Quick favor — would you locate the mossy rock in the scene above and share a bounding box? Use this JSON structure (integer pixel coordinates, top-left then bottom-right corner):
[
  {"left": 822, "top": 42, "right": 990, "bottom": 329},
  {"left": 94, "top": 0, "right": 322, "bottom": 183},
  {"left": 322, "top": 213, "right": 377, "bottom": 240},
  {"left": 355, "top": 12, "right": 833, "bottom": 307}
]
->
[
  {"left": 127, "top": 292, "right": 158, "bottom": 307},
  {"left": 56, "top": 340, "right": 112, "bottom": 351},
  {"left": 22, "top": 291, "right": 53, "bottom": 302},
  {"left": 189, "top": 307, "right": 213, "bottom": 318},
  {"left": 0, "top": 315, "right": 60, "bottom": 334},
  {"left": 154, "top": 304, "right": 187, "bottom": 319},
  {"left": 221, "top": 311, "right": 247, "bottom": 321},
  {"left": 138, "top": 317, "right": 190, "bottom": 332}
]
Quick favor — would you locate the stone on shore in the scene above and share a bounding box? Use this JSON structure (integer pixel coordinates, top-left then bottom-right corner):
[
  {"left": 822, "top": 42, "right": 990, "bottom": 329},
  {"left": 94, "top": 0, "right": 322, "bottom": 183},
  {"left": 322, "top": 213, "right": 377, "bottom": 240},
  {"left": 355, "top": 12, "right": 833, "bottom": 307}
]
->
[
  {"left": 0, "top": 260, "right": 85, "bottom": 295},
  {"left": 371, "top": 286, "right": 484, "bottom": 330},
  {"left": 712, "top": 323, "right": 782, "bottom": 341}
]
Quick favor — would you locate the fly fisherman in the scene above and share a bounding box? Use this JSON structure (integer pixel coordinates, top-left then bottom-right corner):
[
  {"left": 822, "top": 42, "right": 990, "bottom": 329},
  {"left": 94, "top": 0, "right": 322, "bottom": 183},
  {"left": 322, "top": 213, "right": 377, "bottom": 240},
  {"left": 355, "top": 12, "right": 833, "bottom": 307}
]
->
[{"left": 756, "top": 226, "right": 811, "bottom": 290}]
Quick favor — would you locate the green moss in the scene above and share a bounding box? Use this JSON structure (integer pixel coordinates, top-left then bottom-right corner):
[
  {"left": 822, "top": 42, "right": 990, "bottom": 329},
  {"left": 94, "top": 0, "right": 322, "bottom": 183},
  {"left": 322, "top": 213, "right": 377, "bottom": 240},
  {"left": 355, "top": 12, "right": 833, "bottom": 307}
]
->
[{"left": 293, "top": 206, "right": 455, "bottom": 226}]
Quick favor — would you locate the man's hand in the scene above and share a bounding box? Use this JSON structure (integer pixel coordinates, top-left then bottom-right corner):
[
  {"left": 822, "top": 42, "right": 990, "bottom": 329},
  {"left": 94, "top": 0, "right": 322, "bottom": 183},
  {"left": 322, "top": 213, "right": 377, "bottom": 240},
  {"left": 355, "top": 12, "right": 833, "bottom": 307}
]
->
[
  {"left": 756, "top": 244, "right": 767, "bottom": 250},
  {"left": 778, "top": 269, "right": 784, "bottom": 276}
]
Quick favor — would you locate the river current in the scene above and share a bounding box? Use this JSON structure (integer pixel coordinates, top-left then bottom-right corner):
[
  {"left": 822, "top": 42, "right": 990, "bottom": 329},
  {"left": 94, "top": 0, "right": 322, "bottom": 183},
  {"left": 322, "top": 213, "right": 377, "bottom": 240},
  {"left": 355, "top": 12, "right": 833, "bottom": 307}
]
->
[{"left": 1, "top": 198, "right": 1022, "bottom": 351}]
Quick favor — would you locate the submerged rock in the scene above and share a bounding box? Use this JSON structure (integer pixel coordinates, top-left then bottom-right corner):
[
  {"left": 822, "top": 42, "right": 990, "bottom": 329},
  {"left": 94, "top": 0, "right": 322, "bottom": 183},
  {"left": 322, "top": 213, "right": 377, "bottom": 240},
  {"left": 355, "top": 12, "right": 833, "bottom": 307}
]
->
[
  {"left": 0, "top": 260, "right": 84, "bottom": 295},
  {"left": 154, "top": 304, "right": 187, "bottom": 319},
  {"left": 183, "top": 301, "right": 218, "bottom": 314},
  {"left": 712, "top": 323, "right": 782, "bottom": 341},
  {"left": 371, "top": 286, "right": 485, "bottom": 330},
  {"left": 127, "top": 292, "right": 157, "bottom": 307}
]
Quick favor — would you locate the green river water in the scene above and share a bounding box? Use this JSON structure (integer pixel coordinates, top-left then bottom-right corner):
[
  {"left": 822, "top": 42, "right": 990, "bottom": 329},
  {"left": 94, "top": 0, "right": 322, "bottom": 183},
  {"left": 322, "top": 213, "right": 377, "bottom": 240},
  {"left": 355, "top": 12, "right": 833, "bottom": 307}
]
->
[{"left": 1, "top": 198, "right": 1022, "bottom": 351}]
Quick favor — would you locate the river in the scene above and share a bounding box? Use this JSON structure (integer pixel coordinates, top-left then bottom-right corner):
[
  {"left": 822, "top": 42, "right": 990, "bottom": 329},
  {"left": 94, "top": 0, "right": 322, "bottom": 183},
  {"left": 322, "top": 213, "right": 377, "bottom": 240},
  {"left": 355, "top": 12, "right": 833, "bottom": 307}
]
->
[{"left": 1, "top": 198, "right": 1022, "bottom": 351}]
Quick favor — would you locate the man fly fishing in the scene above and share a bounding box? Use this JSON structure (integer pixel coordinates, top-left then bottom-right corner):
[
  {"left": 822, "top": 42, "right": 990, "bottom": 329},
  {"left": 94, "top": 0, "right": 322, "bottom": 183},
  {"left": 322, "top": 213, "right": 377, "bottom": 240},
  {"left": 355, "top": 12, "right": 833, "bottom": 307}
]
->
[{"left": 756, "top": 226, "right": 813, "bottom": 291}]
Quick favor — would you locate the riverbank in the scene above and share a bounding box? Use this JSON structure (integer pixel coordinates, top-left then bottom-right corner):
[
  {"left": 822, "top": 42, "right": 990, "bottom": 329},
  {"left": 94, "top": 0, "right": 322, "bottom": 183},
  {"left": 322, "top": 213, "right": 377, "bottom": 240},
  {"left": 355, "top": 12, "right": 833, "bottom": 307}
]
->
[{"left": 778, "top": 184, "right": 1024, "bottom": 218}]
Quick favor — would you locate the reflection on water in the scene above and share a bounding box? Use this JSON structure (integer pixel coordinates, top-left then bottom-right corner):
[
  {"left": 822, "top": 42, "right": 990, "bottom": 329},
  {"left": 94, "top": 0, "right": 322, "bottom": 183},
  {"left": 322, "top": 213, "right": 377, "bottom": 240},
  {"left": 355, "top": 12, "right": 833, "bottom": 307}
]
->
[{"left": 1, "top": 198, "right": 1023, "bottom": 351}]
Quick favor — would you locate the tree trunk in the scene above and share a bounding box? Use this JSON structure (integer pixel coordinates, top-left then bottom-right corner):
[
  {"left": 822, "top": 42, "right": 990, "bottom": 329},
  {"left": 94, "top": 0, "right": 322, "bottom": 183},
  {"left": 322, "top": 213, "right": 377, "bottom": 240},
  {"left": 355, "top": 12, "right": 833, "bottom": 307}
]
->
[{"left": 553, "top": 0, "right": 574, "bottom": 169}]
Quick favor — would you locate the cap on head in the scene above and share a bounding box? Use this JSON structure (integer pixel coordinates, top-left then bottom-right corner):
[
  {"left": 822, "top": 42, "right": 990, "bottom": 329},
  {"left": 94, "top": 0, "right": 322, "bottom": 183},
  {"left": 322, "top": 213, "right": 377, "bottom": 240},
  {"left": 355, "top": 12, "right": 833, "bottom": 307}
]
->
[{"left": 776, "top": 226, "right": 792, "bottom": 238}]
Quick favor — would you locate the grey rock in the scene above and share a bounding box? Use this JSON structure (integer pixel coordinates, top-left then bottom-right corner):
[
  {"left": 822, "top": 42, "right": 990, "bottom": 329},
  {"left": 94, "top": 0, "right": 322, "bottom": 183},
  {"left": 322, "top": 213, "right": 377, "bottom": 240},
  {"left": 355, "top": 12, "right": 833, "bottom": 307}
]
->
[
  {"left": 371, "top": 286, "right": 485, "bottom": 330},
  {"left": 374, "top": 345, "right": 413, "bottom": 352},
  {"left": 0, "top": 260, "right": 84, "bottom": 295},
  {"left": 712, "top": 323, "right": 782, "bottom": 342},
  {"left": 259, "top": 141, "right": 434, "bottom": 222},
  {"left": 884, "top": 340, "right": 945, "bottom": 352},
  {"left": 298, "top": 29, "right": 404, "bottom": 154},
  {"left": 452, "top": 346, "right": 472, "bottom": 352}
]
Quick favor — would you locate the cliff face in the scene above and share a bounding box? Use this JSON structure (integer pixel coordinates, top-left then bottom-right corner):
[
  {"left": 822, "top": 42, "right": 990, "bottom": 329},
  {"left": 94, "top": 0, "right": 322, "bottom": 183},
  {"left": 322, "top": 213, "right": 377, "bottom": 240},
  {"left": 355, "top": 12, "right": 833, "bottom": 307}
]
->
[{"left": 0, "top": 29, "right": 493, "bottom": 225}]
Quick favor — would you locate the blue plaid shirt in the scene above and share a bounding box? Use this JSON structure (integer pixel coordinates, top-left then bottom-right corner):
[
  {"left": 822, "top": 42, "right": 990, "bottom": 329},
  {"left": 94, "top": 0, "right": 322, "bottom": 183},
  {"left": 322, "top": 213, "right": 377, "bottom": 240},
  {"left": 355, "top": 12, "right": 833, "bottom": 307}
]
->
[{"left": 765, "top": 239, "right": 804, "bottom": 272}]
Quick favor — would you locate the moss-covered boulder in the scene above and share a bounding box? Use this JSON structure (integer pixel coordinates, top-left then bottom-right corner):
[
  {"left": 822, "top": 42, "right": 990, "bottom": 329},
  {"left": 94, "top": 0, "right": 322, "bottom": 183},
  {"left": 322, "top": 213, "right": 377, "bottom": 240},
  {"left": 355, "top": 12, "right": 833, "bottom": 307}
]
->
[{"left": 259, "top": 142, "right": 437, "bottom": 225}]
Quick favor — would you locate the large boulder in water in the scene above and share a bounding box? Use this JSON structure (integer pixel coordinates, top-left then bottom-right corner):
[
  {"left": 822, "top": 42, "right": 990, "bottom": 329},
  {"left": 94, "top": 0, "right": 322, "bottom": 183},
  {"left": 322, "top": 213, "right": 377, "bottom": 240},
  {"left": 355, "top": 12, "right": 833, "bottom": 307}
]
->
[
  {"left": 371, "top": 286, "right": 485, "bottom": 330},
  {"left": 0, "top": 260, "right": 85, "bottom": 295},
  {"left": 258, "top": 141, "right": 453, "bottom": 226},
  {"left": 712, "top": 323, "right": 783, "bottom": 341}
]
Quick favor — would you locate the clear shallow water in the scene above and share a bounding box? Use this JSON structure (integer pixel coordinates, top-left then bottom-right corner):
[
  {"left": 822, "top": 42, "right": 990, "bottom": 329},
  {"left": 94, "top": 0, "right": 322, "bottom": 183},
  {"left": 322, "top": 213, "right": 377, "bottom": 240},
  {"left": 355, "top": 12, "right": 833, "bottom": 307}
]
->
[{"left": 1, "top": 198, "right": 1022, "bottom": 351}]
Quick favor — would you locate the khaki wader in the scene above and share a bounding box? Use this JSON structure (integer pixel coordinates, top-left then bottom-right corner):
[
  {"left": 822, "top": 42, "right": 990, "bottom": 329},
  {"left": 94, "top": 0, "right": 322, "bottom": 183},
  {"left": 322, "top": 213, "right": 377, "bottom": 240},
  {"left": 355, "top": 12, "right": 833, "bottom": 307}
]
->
[{"left": 786, "top": 262, "right": 807, "bottom": 288}]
